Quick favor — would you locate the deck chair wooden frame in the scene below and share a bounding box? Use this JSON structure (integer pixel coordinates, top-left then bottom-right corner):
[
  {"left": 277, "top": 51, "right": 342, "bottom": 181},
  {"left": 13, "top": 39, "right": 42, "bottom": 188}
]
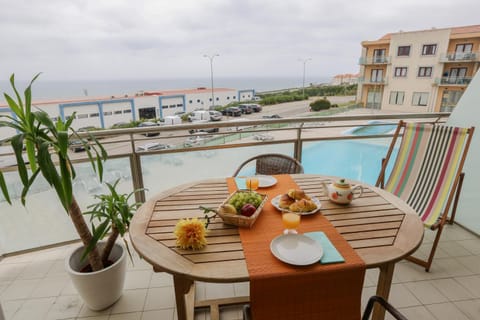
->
[
  {"left": 376, "top": 120, "right": 474, "bottom": 271},
  {"left": 232, "top": 153, "right": 304, "bottom": 177}
]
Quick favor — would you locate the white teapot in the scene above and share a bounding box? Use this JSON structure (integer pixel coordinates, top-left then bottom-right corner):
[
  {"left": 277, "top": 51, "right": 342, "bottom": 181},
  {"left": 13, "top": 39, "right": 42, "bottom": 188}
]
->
[{"left": 321, "top": 178, "right": 363, "bottom": 204}]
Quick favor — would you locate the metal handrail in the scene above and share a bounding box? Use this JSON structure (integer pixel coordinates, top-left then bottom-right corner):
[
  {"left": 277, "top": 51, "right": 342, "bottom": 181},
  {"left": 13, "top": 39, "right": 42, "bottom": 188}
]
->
[{"left": 0, "top": 111, "right": 450, "bottom": 255}]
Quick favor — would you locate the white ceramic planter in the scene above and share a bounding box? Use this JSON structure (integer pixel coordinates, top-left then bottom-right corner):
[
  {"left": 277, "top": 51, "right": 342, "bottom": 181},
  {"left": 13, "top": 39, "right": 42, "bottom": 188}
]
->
[{"left": 65, "top": 242, "right": 127, "bottom": 310}]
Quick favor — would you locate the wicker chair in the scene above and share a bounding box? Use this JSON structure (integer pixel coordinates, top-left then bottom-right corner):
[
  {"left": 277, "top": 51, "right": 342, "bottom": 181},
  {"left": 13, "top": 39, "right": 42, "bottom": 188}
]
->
[{"left": 232, "top": 153, "right": 304, "bottom": 177}]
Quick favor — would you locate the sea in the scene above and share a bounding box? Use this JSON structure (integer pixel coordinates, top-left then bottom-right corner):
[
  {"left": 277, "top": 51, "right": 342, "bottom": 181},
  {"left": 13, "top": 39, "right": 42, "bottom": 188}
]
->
[{"left": 0, "top": 76, "right": 331, "bottom": 101}]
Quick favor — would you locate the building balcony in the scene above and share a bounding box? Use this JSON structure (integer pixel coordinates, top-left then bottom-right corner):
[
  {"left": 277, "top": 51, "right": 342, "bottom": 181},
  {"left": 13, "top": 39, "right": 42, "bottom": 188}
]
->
[
  {"left": 358, "top": 77, "right": 388, "bottom": 85},
  {"left": 439, "top": 52, "right": 479, "bottom": 63},
  {"left": 434, "top": 76, "right": 473, "bottom": 86},
  {"left": 358, "top": 56, "right": 391, "bottom": 65},
  {"left": 2, "top": 112, "right": 479, "bottom": 320}
]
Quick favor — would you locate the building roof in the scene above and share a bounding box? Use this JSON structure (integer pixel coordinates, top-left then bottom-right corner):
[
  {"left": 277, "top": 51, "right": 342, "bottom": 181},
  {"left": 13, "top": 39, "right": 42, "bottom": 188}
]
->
[
  {"left": 0, "top": 87, "right": 237, "bottom": 108},
  {"left": 369, "top": 24, "right": 480, "bottom": 43},
  {"left": 333, "top": 73, "right": 360, "bottom": 79}
]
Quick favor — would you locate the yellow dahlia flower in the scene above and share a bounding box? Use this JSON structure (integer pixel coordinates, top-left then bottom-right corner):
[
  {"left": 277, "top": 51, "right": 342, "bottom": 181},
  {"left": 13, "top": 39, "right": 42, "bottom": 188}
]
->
[{"left": 174, "top": 218, "right": 208, "bottom": 250}]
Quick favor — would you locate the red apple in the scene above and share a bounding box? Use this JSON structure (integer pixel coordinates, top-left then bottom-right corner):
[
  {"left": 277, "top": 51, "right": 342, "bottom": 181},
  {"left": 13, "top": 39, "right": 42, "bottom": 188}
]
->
[{"left": 241, "top": 203, "right": 257, "bottom": 217}]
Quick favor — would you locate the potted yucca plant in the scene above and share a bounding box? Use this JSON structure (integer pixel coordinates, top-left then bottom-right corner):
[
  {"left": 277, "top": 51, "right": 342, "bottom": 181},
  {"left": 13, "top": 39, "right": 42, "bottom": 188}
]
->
[{"left": 0, "top": 74, "right": 139, "bottom": 310}]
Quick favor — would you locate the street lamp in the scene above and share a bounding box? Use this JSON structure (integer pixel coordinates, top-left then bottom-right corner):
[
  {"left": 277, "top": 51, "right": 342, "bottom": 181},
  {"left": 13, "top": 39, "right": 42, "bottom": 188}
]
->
[
  {"left": 203, "top": 53, "right": 219, "bottom": 109},
  {"left": 299, "top": 58, "right": 312, "bottom": 98}
]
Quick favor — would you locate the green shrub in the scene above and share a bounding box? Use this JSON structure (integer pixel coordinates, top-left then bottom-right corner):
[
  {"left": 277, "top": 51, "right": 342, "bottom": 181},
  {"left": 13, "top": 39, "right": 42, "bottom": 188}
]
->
[{"left": 309, "top": 99, "right": 331, "bottom": 111}]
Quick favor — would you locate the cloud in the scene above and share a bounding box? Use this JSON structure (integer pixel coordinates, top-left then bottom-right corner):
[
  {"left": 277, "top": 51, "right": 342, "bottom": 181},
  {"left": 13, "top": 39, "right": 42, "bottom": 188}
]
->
[{"left": 1, "top": 0, "right": 479, "bottom": 81}]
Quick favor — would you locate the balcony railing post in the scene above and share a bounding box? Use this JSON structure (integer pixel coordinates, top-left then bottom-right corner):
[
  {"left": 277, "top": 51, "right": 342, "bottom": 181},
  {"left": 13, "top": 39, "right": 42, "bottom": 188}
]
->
[
  {"left": 294, "top": 124, "right": 304, "bottom": 162},
  {"left": 130, "top": 153, "right": 146, "bottom": 203}
]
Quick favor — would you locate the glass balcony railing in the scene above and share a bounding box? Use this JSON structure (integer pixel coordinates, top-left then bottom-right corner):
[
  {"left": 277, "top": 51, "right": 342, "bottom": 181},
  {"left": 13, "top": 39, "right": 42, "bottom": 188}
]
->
[
  {"left": 434, "top": 76, "right": 472, "bottom": 85},
  {"left": 0, "top": 112, "right": 450, "bottom": 255},
  {"left": 439, "top": 52, "right": 479, "bottom": 62},
  {"left": 358, "top": 77, "right": 388, "bottom": 85},
  {"left": 358, "top": 56, "right": 391, "bottom": 65}
]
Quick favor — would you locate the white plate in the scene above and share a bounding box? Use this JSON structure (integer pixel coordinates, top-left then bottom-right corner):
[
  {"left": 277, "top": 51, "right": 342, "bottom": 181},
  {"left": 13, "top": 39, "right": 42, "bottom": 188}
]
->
[
  {"left": 255, "top": 175, "right": 277, "bottom": 188},
  {"left": 271, "top": 194, "right": 321, "bottom": 215},
  {"left": 270, "top": 234, "right": 323, "bottom": 266}
]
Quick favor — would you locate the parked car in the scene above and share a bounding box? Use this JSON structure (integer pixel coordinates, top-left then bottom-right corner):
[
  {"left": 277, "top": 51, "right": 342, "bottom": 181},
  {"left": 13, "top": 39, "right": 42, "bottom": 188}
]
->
[
  {"left": 69, "top": 140, "right": 90, "bottom": 152},
  {"left": 209, "top": 110, "right": 223, "bottom": 121},
  {"left": 137, "top": 121, "right": 160, "bottom": 137},
  {"left": 237, "top": 104, "right": 253, "bottom": 114},
  {"left": 183, "top": 135, "right": 209, "bottom": 147},
  {"left": 136, "top": 142, "right": 171, "bottom": 152},
  {"left": 262, "top": 114, "right": 282, "bottom": 119},
  {"left": 248, "top": 104, "right": 262, "bottom": 112},
  {"left": 252, "top": 133, "right": 274, "bottom": 141},
  {"left": 189, "top": 127, "right": 219, "bottom": 134},
  {"left": 78, "top": 126, "right": 98, "bottom": 132},
  {"left": 111, "top": 122, "right": 131, "bottom": 129},
  {"left": 222, "top": 107, "right": 242, "bottom": 117}
]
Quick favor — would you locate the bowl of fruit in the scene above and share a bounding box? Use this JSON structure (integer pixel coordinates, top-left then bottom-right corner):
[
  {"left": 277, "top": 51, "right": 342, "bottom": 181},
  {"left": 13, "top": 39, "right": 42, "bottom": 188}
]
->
[{"left": 217, "top": 190, "right": 268, "bottom": 228}]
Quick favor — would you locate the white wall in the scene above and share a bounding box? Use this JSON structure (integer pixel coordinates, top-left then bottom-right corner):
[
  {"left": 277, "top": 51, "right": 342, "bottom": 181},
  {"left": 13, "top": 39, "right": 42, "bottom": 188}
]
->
[{"left": 446, "top": 71, "right": 480, "bottom": 235}]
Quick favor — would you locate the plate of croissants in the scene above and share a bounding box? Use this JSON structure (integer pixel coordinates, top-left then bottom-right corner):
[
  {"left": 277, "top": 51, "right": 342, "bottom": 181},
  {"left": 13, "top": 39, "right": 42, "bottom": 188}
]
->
[{"left": 271, "top": 189, "right": 321, "bottom": 215}]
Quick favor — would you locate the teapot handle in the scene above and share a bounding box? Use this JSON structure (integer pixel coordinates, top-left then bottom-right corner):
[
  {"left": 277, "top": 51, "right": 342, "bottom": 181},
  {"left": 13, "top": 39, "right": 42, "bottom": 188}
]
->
[{"left": 352, "top": 185, "right": 363, "bottom": 199}]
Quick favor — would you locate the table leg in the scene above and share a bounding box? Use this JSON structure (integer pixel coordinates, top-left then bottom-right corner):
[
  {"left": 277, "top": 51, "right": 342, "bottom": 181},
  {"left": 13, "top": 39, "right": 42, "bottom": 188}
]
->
[
  {"left": 372, "top": 262, "right": 395, "bottom": 320},
  {"left": 173, "top": 275, "right": 195, "bottom": 320}
]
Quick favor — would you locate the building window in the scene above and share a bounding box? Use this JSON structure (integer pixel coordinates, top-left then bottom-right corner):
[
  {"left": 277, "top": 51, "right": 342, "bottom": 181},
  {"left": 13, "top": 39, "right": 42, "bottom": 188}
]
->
[
  {"left": 197, "top": 99, "right": 200, "bottom": 103},
  {"left": 189, "top": 100, "right": 193, "bottom": 104},
  {"left": 422, "top": 44, "right": 437, "bottom": 55},
  {"left": 114, "top": 110, "right": 122, "bottom": 115},
  {"left": 123, "top": 109, "right": 131, "bottom": 114},
  {"left": 394, "top": 67, "right": 408, "bottom": 77},
  {"left": 103, "top": 111, "right": 112, "bottom": 116},
  {"left": 77, "top": 114, "right": 88, "bottom": 119},
  {"left": 373, "top": 49, "right": 386, "bottom": 62},
  {"left": 371, "top": 69, "right": 383, "bottom": 82},
  {"left": 227, "top": 97, "right": 230, "bottom": 100},
  {"left": 418, "top": 67, "right": 433, "bottom": 77},
  {"left": 216, "top": 97, "right": 219, "bottom": 101},
  {"left": 412, "top": 92, "right": 429, "bottom": 106},
  {"left": 397, "top": 46, "right": 410, "bottom": 56},
  {"left": 89, "top": 113, "right": 99, "bottom": 117},
  {"left": 389, "top": 91, "right": 405, "bottom": 105}
]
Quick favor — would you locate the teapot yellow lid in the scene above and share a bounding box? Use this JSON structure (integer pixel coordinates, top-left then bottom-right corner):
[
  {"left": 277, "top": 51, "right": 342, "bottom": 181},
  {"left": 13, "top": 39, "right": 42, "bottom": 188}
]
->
[{"left": 334, "top": 178, "right": 351, "bottom": 188}]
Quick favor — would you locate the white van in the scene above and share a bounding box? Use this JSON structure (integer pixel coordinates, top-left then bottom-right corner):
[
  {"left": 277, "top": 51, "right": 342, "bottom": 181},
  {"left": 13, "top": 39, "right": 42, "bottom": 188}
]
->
[
  {"left": 188, "top": 110, "right": 210, "bottom": 122},
  {"left": 164, "top": 116, "right": 181, "bottom": 125}
]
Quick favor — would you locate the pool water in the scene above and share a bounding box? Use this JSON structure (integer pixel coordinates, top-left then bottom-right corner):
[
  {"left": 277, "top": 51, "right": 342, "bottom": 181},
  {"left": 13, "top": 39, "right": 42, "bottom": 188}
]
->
[
  {"left": 302, "top": 139, "right": 396, "bottom": 184},
  {"left": 345, "top": 121, "right": 397, "bottom": 136}
]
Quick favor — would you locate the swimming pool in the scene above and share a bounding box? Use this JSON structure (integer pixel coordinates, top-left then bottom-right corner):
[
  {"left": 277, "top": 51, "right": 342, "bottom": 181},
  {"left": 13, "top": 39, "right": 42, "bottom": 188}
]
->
[
  {"left": 302, "top": 139, "right": 396, "bottom": 185},
  {"left": 344, "top": 121, "right": 397, "bottom": 136}
]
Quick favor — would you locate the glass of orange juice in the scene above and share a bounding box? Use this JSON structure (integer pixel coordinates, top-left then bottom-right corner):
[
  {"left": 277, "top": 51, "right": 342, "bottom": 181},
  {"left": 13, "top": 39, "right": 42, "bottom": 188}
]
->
[
  {"left": 245, "top": 177, "right": 259, "bottom": 191},
  {"left": 282, "top": 212, "right": 301, "bottom": 234}
]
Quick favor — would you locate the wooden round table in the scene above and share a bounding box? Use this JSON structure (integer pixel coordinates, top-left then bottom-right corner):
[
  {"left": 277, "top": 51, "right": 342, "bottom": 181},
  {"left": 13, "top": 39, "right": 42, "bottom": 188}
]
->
[{"left": 130, "top": 174, "right": 424, "bottom": 320}]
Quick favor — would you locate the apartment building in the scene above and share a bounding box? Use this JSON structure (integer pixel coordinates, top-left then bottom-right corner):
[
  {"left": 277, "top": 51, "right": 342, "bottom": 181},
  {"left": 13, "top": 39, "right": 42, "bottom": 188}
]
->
[{"left": 357, "top": 24, "right": 480, "bottom": 112}]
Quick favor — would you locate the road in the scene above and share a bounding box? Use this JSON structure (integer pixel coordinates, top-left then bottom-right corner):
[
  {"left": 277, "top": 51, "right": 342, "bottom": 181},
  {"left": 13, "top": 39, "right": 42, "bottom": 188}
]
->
[
  {"left": 68, "top": 95, "right": 357, "bottom": 159},
  {"left": 238, "top": 95, "right": 356, "bottom": 119}
]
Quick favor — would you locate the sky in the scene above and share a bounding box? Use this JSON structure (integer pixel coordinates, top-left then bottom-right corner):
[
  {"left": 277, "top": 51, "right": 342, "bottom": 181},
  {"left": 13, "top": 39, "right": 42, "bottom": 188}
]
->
[{"left": 1, "top": 0, "right": 480, "bottom": 82}]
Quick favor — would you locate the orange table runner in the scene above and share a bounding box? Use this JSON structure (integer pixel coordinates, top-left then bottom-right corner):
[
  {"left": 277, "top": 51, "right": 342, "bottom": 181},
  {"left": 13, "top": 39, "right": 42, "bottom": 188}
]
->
[{"left": 227, "top": 174, "right": 366, "bottom": 320}]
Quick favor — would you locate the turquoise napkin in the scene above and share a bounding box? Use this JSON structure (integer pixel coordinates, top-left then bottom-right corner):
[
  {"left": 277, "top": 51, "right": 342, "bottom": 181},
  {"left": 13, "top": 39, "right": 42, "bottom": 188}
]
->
[
  {"left": 304, "top": 231, "right": 345, "bottom": 264},
  {"left": 235, "top": 177, "right": 247, "bottom": 190}
]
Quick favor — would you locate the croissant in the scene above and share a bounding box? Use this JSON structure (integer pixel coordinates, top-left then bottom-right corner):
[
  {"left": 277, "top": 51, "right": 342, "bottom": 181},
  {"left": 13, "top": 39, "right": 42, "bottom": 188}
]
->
[
  {"left": 278, "top": 193, "right": 295, "bottom": 209},
  {"left": 289, "top": 199, "right": 317, "bottom": 212},
  {"left": 287, "top": 189, "right": 311, "bottom": 200}
]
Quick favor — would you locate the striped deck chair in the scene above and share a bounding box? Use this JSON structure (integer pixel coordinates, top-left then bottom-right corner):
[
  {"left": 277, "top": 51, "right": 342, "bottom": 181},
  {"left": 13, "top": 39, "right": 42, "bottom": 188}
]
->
[{"left": 376, "top": 120, "right": 474, "bottom": 271}]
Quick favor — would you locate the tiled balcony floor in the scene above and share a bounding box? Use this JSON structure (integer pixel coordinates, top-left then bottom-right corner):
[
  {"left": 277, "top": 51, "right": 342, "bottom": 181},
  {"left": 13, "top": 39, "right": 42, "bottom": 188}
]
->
[{"left": 1, "top": 223, "right": 479, "bottom": 320}]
